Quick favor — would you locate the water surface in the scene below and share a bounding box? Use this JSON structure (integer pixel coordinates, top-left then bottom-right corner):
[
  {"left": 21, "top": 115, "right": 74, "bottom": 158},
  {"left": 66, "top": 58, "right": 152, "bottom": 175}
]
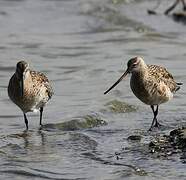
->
[{"left": 0, "top": 0, "right": 186, "bottom": 179}]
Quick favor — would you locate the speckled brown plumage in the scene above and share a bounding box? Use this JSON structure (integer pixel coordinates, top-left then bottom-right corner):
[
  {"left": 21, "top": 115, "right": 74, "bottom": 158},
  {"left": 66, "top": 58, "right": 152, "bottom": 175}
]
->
[
  {"left": 130, "top": 64, "right": 179, "bottom": 106},
  {"left": 30, "top": 71, "right": 53, "bottom": 99},
  {"left": 8, "top": 61, "right": 53, "bottom": 129},
  {"left": 147, "top": 65, "right": 177, "bottom": 92}
]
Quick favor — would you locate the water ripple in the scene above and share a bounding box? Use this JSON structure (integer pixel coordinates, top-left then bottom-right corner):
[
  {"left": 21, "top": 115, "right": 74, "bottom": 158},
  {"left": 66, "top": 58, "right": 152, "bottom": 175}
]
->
[{"left": 0, "top": 166, "right": 85, "bottom": 180}]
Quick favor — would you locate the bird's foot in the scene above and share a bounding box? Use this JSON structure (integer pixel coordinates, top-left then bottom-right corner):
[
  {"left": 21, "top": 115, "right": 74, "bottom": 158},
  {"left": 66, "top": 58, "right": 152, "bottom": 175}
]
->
[
  {"left": 39, "top": 124, "right": 43, "bottom": 130},
  {"left": 148, "top": 122, "right": 162, "bottom": 131},
  {"left": 148, "top": 126, "right": 153, "bottom": 131},
  {"left": 22, "top": 130, "right": 29, "bottom": 135},
  {"left": 154, "top": 121, "right": 162, "bottom": 128}
]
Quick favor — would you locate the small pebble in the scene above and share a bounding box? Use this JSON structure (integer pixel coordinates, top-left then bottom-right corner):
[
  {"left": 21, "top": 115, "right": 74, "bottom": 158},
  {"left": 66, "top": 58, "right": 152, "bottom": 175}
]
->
[{"left": 127, "top": 135, "right": 142, "bottom": 141}]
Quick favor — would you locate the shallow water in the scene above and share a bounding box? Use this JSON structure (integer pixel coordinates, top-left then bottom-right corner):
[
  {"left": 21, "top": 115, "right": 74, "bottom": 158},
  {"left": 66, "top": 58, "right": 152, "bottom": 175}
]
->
[{"left": 0, "top": 0, "right": 186, "bottom": 179}]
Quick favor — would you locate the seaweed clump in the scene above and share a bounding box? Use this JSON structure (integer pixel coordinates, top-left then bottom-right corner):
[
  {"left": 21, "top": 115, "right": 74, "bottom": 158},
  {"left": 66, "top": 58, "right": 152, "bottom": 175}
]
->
[
  {"left": 104, "top": 100, "right": 137, "bottom": 113},
  {"left": 42, "top": 114, "right": 107, "bottom": 131}
]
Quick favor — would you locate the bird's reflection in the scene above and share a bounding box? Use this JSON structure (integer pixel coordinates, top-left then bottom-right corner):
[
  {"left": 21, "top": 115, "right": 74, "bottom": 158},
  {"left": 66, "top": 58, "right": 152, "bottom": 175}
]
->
[{"left": 16, "top": 128, "right": 47, "bottom": 150}]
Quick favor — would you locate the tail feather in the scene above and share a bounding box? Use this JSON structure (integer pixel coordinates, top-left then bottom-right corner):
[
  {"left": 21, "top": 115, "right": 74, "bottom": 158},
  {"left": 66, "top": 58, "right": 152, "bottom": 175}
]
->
[{"left": 175, "top": 82, "right": 183, "bottom": 92}]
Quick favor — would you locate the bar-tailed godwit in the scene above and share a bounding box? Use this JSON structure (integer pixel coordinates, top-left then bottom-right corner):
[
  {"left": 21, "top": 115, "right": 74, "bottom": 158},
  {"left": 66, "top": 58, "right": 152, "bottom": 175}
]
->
[
  {"left": 104, "top": 57, "right": 182, "bottom": 131},
  {"left": 8, "top": 61, "right": 53, "bottom": 130}
]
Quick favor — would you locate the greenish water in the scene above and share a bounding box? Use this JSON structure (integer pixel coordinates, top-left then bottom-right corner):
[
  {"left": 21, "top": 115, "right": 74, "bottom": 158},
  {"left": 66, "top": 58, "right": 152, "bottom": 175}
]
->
[{"left": 0, "top": 0, "right": 186, "bottom": 179}]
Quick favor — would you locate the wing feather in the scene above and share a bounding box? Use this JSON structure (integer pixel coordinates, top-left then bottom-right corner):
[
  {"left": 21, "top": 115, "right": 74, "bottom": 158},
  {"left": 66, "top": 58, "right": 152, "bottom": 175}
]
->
[
  {"left": 30, "top": 71, "right": 53, "bottom": 99},
  {"left": 147, "top": 65, "right": 178, "bottom": 92}
]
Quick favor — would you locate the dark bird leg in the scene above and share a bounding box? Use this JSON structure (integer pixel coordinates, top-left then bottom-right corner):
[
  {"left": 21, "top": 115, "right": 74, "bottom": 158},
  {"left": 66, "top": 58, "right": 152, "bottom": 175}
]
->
[
  {"left": 181, "top": 0, "right": 186, "bottom": 10},
  {"left": 149, "top": 105, "right": 156, "bottom": 131},
  {"left": 164, "top": 0, "right": 180, "bottom": 15},
  {"left": 149, "top": 105, "right": 161, "bottom": 131},
  {"left": 40, "top": 107, "right": 43, "bottom": 126},
  {"left": 153, "top": 105, "right": 161, "bottom": 127},
  {"left": 24, "top": 113, "right": 28, "bottom": 130}
]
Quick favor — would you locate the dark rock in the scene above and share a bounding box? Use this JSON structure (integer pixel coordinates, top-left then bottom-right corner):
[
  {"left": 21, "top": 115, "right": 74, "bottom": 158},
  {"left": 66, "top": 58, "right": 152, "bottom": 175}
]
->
[
  {"left": 127, "top": 135, "right": 142, "bottom": 141},
  {"left": 172, "top": 12, "right": 186, "bottom": 24},
  {"left": 147, "top": 9, "right": 157, "bottom": 15},
  {"left": 104, "top": 100, "right": 137, "bottom": 113}
]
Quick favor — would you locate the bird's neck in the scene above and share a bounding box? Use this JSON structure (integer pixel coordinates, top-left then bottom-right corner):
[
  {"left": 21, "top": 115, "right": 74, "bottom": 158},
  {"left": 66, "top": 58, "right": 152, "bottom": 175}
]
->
[
  {"left": 132, "top": 65, "right": 148, "bottom": 79},
  {"left": 23, "top": 72, "right": 33, "bottom": 90},
  {"left": 15, "top": 71, "right": 33, "bottom": 94}
]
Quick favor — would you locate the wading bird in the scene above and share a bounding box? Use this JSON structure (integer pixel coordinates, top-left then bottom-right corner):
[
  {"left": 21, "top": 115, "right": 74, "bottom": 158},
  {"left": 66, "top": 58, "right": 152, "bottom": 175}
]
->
[
  {"left": 8, "top": 61, "right": 53, "bottom": 130},
  {"left": 104, "top": 57, "right": 182, "bottom": 131}
]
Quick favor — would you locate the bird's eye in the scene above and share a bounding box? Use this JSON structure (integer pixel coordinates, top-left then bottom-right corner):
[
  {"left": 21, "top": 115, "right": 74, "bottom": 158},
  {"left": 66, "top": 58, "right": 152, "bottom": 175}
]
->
[{"left": 132, "top": 64, "right": 137, "bottom": 68}]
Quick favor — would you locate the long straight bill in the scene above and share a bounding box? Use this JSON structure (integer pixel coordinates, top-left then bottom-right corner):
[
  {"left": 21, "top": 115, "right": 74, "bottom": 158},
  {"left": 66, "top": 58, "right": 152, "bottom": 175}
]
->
[
  {"left": 104, "top": 69, "right": 129, "bottom": 94},
  {"left": 19, "top": 76, "right": 24, "bottom": 97}
]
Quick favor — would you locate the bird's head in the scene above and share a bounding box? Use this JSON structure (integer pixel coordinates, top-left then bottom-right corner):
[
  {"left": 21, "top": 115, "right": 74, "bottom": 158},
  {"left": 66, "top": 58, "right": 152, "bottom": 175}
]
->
[
  {"left": 127, "top": 56, "right": 145, "bottom": 73},
  {"left": 104, "top": 56, "right": 145, "bottom": 94}
]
